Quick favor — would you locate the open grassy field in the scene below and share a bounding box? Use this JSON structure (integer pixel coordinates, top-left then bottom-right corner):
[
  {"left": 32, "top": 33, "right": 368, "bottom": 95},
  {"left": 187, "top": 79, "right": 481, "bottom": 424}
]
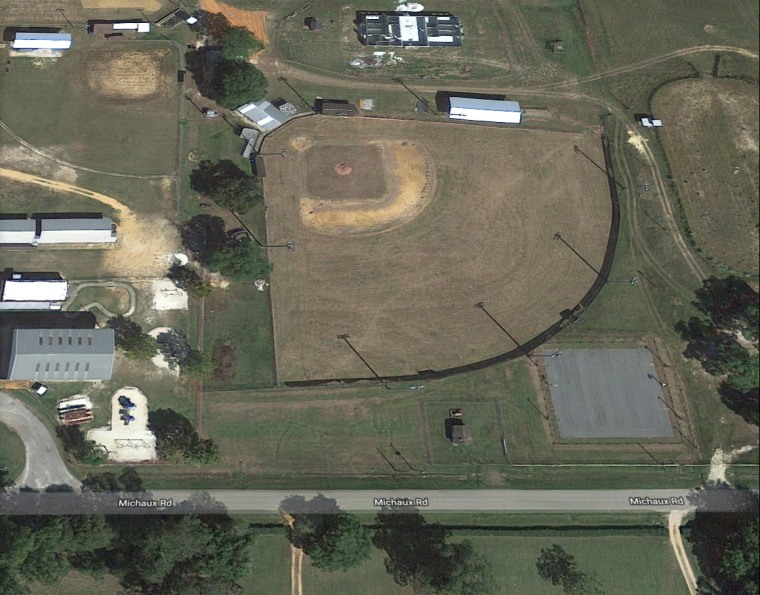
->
[
  {"left": 0, "top": 421, "right": 25, "bottom": 481},
  {"left": 240, "top": 533, "right": 292, "bottom": 595},
  {"left": 264, "top": 116, "right": 611, "bottom": 381},
  {"left": 424, "top": 400, "right": 507, "bottom": 464},
  {"left": 579, "top": 0, "right": 759, "bottom": 69},
  {"left": 653, "top": 77, "right": 759, "bottom": 274},
  {"left": 0, "top": 0, "right": 171, "bottom": 25},
  {"left": 0, "top": 34, "right": 179, "bottom": 176}
]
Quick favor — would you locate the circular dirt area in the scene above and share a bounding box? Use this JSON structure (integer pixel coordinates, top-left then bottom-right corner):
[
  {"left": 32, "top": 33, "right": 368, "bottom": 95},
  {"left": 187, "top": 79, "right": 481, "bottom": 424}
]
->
[
  {"left": 84, "top": 50, "right": 167, "bottom": 101},
  {"left": 335, "top": 163, "right": 352, "bottom": 175}
]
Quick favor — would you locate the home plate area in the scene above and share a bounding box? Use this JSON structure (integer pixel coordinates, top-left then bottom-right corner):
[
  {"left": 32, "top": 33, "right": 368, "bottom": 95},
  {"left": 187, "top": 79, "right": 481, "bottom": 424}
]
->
[{"left": 87, "top": 387, "right": 156, "bottom": 462}]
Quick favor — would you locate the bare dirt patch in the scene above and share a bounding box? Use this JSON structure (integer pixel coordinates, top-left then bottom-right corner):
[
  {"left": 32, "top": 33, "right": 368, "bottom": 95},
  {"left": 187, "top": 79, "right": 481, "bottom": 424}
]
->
[
  {"left": 263, "top": 117, "right": 612, "bottom": 380},
  {"left": 200, "top": 0, "right": 270, "bottom": 44},
  {"left": 85, "top": 50, "right": 167, "bottom": 101},
  {"left": 654, "top": 77, "right": 759, "bottom": 274},
  {"left": 0, "top": 168, "right": 179, "bottom": 278},
  {"left": 213, "top": 340, "right": 237, "bottom": 381}
]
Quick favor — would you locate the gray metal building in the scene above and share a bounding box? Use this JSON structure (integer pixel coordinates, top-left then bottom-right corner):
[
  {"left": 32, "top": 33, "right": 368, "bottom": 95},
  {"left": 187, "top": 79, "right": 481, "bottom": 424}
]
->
[{"left": 7, "top": 328, "right": 115, "bottom": 381}]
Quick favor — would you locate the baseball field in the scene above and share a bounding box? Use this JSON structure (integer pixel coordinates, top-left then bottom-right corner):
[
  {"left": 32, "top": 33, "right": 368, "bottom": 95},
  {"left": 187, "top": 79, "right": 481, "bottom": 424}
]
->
[{"left": 262, "top": 116, "right": 612, "bottom": 381}]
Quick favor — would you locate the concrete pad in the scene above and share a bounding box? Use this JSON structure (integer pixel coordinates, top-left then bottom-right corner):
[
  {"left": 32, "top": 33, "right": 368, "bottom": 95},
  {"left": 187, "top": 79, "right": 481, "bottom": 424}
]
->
[
  {"left": 152, "top": 279, "right": 188, "bottom": 311},
  {"left": 545, "top": 349, "right": 673, "bottom": 438},
  {"left": 87, "top": 387, "right": 157, "bottom": 462}
]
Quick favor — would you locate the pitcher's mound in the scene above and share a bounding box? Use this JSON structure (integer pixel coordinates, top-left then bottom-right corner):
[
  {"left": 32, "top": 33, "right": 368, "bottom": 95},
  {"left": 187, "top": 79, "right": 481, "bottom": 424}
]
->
[{"left": 335, "top": 163, "right": 352, "bottom": 175}]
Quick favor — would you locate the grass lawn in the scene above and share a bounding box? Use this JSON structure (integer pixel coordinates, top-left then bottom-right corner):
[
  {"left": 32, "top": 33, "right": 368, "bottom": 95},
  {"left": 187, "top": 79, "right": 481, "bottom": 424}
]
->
[
  {"left": 424, "top": 400, "right": 507, "bottom": 465},
  {"left": 303, "top": 547, "right": 413, "bottom": 595},
  {"left": 240, "top": 533, "right": 292, "bottom": 595},
  {"left": 0, "top": 34, "right": 179, "bottom": 176},
  {"left": 476, "top": 534, "right": 688, "bottom": 594},
  {"left": 66, "top": 285, "right": 133, "bottom": 316},
  {"left": 0, "top": 422, "right": 25, "bottom": 481},
  {"left": 26, "top": 571, "right": 125, "bottom": 595}
]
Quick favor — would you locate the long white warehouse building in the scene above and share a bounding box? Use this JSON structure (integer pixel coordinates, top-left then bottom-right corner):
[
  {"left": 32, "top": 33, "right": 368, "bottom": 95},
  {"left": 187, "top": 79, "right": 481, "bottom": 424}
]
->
[
  {"left": 448, "top": 97, "right": 522, "bottom": 124},
  {"left": 36, "top": 218, "right": 117, "bottom": 244},
  {"left": 12, "top": 32, "right": 73, "bottom": 50}
]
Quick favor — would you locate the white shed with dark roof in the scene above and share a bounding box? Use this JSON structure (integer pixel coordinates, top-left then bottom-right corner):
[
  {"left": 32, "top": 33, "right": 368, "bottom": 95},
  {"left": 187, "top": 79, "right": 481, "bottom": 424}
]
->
[{"left": 7, "top": 328, "right": 115, "bottom": 381}]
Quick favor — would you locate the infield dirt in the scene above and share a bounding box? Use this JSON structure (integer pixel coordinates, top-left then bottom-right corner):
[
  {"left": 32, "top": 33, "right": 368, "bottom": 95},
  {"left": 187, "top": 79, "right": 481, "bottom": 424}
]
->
[{"left": 263, "top": 117, "right": 612, "bottom": 381}]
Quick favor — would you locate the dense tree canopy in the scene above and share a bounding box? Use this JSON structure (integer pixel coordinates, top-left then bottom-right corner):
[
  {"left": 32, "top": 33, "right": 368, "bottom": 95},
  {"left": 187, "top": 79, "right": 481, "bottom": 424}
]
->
[
  {"left": 167, "top": 264, "right": 212, "bottom": 298},
  {"left": 213, "top": 60, "right": 268, "bottom": 109},
  {"left": 180, "top": 215, "right": 228, "bottom": 265},
  {"left": 56, "top": 426, "right": 107, "bottom": 466},
  {"left": 686, "top": 493, "right": 760, "bottom": 595},
  {"left": 190, "top": 160, "right": 263, "bottom": 214},
  {"left": 677, "top": 276, "right": 759, "bottom": 426},
  {"left": 206, "top": 237, "right": 272, "bottom": 281},
  {"left": 148, "top": 409, "right": 219, "bottom": 465},
  {"left": 284, "top": 495, "right": 371, "bottom": 572},
  {"left": 106, "top": 316, "right": 158, "bottom": 360},
  {"left": 221, "top": 26, "right": 264, "bottom": 61},
  {"left": 373, "top": 509, "right": 494, "bottom": 594}
]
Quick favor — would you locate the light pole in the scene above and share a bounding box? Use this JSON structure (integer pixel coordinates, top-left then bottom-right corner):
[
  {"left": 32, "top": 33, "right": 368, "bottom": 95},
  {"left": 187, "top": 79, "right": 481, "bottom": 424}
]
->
[{"left": 647, "top": 372, "right": 667, "bottom": 388}]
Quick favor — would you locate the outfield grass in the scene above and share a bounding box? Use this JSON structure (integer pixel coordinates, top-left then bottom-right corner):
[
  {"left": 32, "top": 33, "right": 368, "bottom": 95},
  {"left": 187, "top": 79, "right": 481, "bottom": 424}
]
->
[{"left": 0, "top": 422, "right": 25, "bottom": 481}]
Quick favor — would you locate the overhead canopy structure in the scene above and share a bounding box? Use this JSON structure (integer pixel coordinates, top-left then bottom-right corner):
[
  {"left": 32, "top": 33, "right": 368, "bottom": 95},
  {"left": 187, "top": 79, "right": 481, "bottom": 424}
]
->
[
  {"left": 357, "top": 11, "right": 463, "bottom": 47},
  {"left": 236, "top": 101, "right": 292, "bottom": 132},
  {"left": 448, "top": 97, "right": 522, "bottom": 124},
  {"left": 12, "top": 32, "right": 72, "bottom": 50}
]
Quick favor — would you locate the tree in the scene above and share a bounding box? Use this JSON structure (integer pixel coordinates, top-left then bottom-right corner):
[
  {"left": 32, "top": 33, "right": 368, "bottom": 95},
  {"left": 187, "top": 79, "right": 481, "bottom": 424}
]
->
[
  {"left": 82, "top": 467, "right": 144, "bottom": 493},
  {"left": 207, "top": 237, "right": 272, "bottom": 281},
  {"left": 155, "top": 330, "right": 192, "bottom": 370},
  {"left": 106, "top": 316, "right": 158, "bottom": 360},
  {"left": 56, "top": 426, "right": 107, "bottom": 466},
  {"left": 373, "top": 509, "right": 494, "bottom": 594},
  {"left": 718, "top": 383, "right": 759, "bottom": 426},
  {"left": 148, "top": 409, "right": 219, "bottom": 464},
  {"left": 221, "top": 26, "right": 264, "bottom": 61},
  {"left": 213, "top": 60, "right": 268, "bottom": 109},
  {"left": 190, "top": 160, "right": 263, "bottom": 214},
  {"left": 686, "top": 493, "right": 760, "bottom": 595},
  {"left": 167, "top": 264, "right": 212, "bottom": 298},
  {"left": 284, "top": 495, "right": 371, "bottom": 572},
  {"left": 536, "top": 544, "right": 599, "bottom": 594},
  {"left": 694, "top": 276, "right": 759, "bottom": 342},
  {"left": 180, "top": 215, "right": 228, "bottom": 265},
  {"left": 677, "top": 318, "right": 751, "bottom": 377},
  {"left": 181, "top": 349, "right": 214, "bottom": 380}
]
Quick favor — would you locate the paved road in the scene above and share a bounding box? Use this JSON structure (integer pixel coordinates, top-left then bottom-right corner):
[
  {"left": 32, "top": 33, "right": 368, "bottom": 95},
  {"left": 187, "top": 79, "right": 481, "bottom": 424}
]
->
[{"left": 0, "top": 391, "right": 81, "bottom": 491}]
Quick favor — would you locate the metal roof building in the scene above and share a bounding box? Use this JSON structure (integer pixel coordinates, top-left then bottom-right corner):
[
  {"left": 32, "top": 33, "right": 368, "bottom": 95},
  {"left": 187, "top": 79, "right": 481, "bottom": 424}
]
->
[
  {"left": 357, "top": 11, "right": 463, "bottom": 47},
  {"left": 36, "top": 218, "right": 117, "bottom": 244},
  {"left": 7, "top": 328, "right": 115, "bottom": 381},
  {"left": 236, "top": 101, "right": 292, "bottom": 132},
  {"left": 448, "top": 97, "right": 522, "bottom": 124},
  {"left": 0, "top": 220, "right": 36, "bottom": 244},
  {"left": 12, "top": 33, "right": 73, "bottom": 50},
  {"left": 0, "top": 279, "right": 68, "bottom": 310}
]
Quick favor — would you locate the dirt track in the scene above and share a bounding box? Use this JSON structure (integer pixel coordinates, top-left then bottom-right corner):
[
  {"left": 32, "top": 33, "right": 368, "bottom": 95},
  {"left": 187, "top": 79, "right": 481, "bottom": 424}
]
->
[
  {"left": 0, "top": 168, "right": 177, "bottom": 278},
  {"left": 200, "top": 0, "right": 269, "bottom": 44}
]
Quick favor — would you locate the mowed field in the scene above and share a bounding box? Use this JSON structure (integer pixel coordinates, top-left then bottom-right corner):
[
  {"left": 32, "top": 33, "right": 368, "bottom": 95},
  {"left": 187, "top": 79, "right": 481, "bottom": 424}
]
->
[
  {"left": 0, "top": 36, "right": 179, "bottom": 176},
  {"left": 264, "top": 117, "right": 611, "bottom": 381},
  {"left": 579, "top": 0, "right": 759, "bottom": 69},
  {"left": 0, "top": 0, "right": 169, "bottom": 25},
  {"left": 654, "top": 77, "right": 759, "bottom": 274}
]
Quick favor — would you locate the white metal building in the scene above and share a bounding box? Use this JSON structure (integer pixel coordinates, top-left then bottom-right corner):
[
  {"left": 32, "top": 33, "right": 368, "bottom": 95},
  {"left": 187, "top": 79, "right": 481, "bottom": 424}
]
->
[
  {"left": 0, "top": 220, "right": 36, "bottom": 244},
  {"left": 12, "top": 32, "right": 73, "bottom": 50},
  {"left": 448, "top": 97, "right": 522, "bottom": 124},
  {"left": 36, "top": 218, "right": 117, "bottom": 244},
  {"left": 1, "top": 280, "right": 68, "bottom": 302}
]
